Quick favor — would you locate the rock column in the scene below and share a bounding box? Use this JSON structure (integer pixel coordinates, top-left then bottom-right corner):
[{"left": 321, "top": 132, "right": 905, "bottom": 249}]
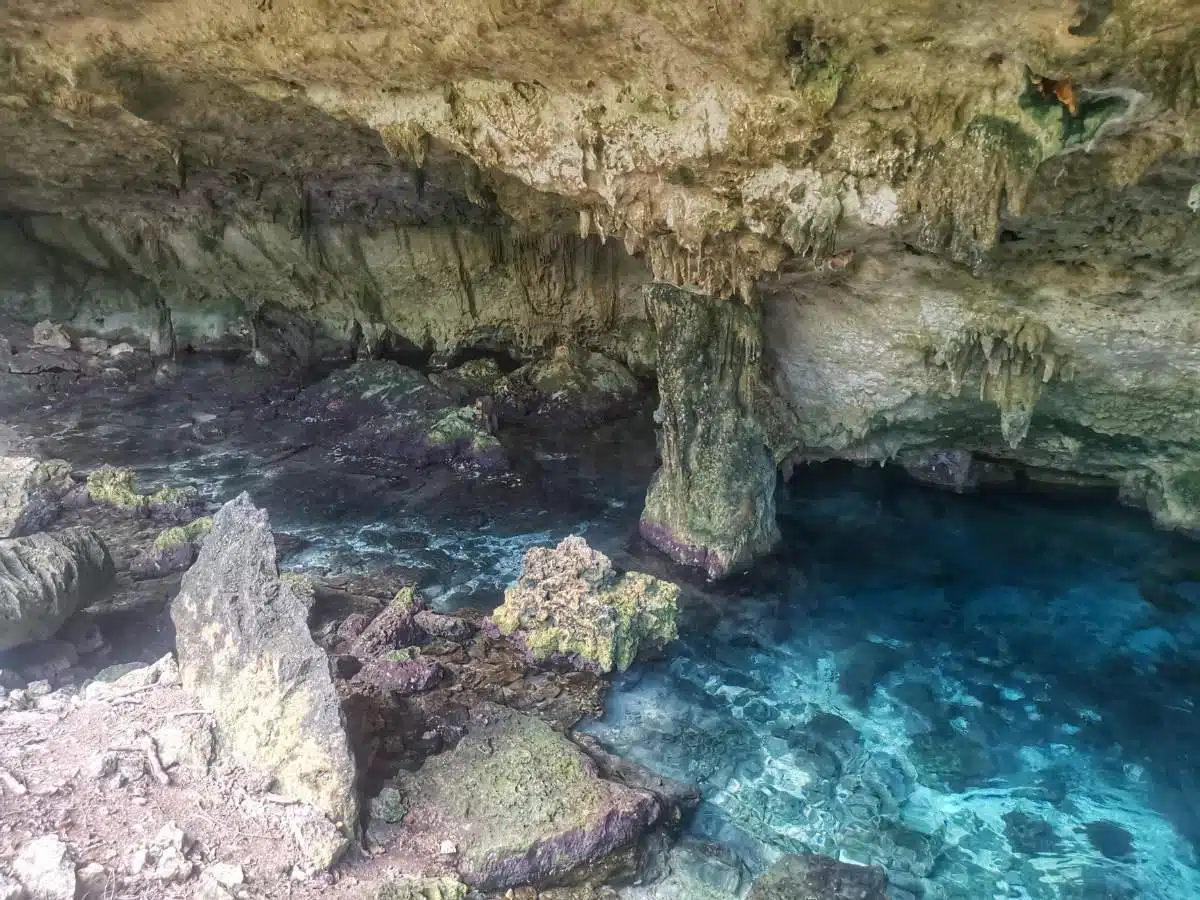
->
[{"left": 639, "top": 283, "right": 779, "bottom": 578}]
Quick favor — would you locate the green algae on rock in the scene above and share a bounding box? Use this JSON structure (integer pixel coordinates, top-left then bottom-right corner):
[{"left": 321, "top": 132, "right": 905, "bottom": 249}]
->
[
  {"left": 153, "top": 516, "right": 213, "bottom": 551},
  {"left": 492, "top": 535, "right": 678, "bottom": 674},
  {"left": 639, "top": 284, "right": 779, "bottom": 579},
  {"left": 424, "top": 407, "right": 501, "bottom": 456},
  {"left": 86, "top": 466, "right": 199, "bottom": 514},
  {"left": 396, "top": 704, "right": 661, "bottom": 891},
  {"left": 367, "top": 876, "right": 467, "bottom": 900}
]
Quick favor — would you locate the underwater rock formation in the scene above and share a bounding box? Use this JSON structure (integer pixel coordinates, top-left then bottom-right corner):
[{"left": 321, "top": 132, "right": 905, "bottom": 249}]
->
[
  {"left": 0, "top": 527, "right": 114, "bottom": 650},
  {"left": 640, "top": 284, "right": 779, "bottom": 577},
  {"left": 746, "top": 854, "right": 888, "bottom": 900},
  {"left": 171, "top": 494, "right": 359, "bottom": 847},
  {"left": 492, "top": 535, "right": 679, "bottom": 673}
]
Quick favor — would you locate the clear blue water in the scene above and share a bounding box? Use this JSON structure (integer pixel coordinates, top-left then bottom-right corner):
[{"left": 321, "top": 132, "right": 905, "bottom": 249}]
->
[
  {"left": 36, "top": 384, "right": 1200, "bottom": 899},
  {"left": 585, "top": 467, "right": 1200, "bottom": 900}
]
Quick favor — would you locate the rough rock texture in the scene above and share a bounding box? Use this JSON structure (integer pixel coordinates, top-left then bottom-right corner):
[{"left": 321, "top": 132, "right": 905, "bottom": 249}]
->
[
  {"left": 496, "top": 345, "right": 642, "bottom": 427},
  {"left": 367, "top": 877, "right": 468, "bottom": 900},
  {"left": 13, "top": 835, "right": 76, "bottom": 900},
  {"left": 170, "top": 493, "right": 359, "bottom": 833},
  {"left": 745, "top": 854, "right": 888, "bottom": 900},
  {"left": 0, "top": 0, "right": 1198, "bottom": 567},
  {"left": 492, "top": 536, "right": 679, "bottom": 674},
  {"left": 640, "top": 284, "right": 779, "bottom": 577},
  {"left": 0, "top": 527, "right": 114, "bottom": 651},
  {"left": 397, "top": 704, "right": 661, "bottom": 892},
  {"left": 0, "top": 457, "right": 74, "bottom": 539},
  {"left": 85, "top": 466, "right": 202, "bottom": 521}
]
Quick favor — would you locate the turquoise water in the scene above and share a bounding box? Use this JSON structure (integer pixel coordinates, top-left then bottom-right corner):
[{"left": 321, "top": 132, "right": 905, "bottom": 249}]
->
[{"left": 585, "top": 467, "right": 1200, "bottom": 899}]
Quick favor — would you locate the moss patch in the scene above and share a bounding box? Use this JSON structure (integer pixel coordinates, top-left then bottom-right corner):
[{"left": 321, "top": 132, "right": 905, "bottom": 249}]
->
[{"left": 154, "top": 516, "right": 213, "bottom": 550}]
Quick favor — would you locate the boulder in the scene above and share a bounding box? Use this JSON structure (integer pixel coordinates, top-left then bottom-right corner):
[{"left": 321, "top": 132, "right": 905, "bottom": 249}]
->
[
  {"left": 341, "top": 406, "right": 506, "bottom": 472},
  {"left": 398, "top": 704, "right": 662, "bottom": 892},
  {"left": 129, "top": 517, "right": 212, "bottom": 580},
  {"left": 491, "top": 536, "right": 679, "bottom": 673},
  {"left": 170, "top": 493, "right": 358, "bottom": 834},
  {"left": 0, "top": 457, "right": 74, "bottom": 538},
  {"left": 0, "top": 527, "right": 115, "bottom": 651},
  {"left": 496, "top": 345, "right": 640, "bottom": 427},
  {"left": 745, "top": 854, "right": 888, "bottom": 900},
  {"left": 32, "top": 321, "right": 72, "bottom": 350},
  {"left": 429, "top": 357, "right": 505, "bottom": 403},
  {"left": 13, "top": 835, "right": 76, "bottom": 900},
  {"left": 292, "top": 360, "right": 451, "bottom": 427},
  {"left": 85, "top": 466, "right": 201, "bottom": 521}
]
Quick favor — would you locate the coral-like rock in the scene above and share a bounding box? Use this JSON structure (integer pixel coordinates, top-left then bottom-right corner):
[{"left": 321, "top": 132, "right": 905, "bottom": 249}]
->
[
  {"left": 0, "top": 527, "right": 114, "bottom": 651},
  {"left": 397, "top": 704, "right": 661, "bottom": 891},
  {"left": 171, "top": 494, "right": 359, "bottom": 834},
  {"left": 492, "top": 536, "right": 678, "bottom": 674}
]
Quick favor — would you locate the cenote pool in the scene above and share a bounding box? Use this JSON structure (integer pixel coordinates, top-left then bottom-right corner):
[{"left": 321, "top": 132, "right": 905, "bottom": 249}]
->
[{"left": 43, "top": 401, "right": 1200, "bottom": 899}]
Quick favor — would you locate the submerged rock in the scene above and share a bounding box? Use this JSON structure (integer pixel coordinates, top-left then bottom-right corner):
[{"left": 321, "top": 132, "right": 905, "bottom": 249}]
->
[
  {"left": 171, "top": 493, "right": 358, "bottom": 836},
  {"left": 0, "top": 527, "right": 114, "bottom": 651},
  {"left": 0, "top": 456, "right": 74, "bottom": 538},
  {"left": 397, "top": 704, "right": 661, "bottom": 891},
  {"left": 492, "top": 536, "right": 679, "bottom": 673},
  {"left": 746, "top": 854, "right": 888, "bottom": 900}
]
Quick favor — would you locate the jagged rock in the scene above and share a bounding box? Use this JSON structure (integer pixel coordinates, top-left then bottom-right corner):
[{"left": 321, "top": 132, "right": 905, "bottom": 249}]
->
[
  {"left": 286, "top": 804, "right": 351, "bottom": 872},
  {"left": 0, "top": 527, "right": 115, "bottom": 651},
  {"left": 171, "top": 494, "right": 358, "bottom": 831},
  {"left": 496, "top": 346, "right": 641, "bottom": 427},
  {"left": 746, "top": 854, "right": 888, "bottom": 900},
  {"left": 639, "top": 285, "right": 779, "bottom": 578},
  {"left": 13, "top": 835, "right": 76, "bottom": 900},
  {"left": 897, "top": 449, "right": 979, "bottom": 493},
  {"left": 355, "top": 656, "right": 445, "bottom": 696},
  {"left": 397, "top": 704, "right": 662, "bottom": 891},
  {"left": 32, "top": 321, "right": 71, "bottom": 351},
  {"left": 0, "top": 457, "right": 74, "bottom": 539},
  {"left": 413, "top": 610, "right": 473, "bottom": 642},
  {"left": 367, "top": 876, "right": 469, "bottom": 900},
  {"left": 492, "top": 536, "right": 678, "bottom": 673},
  {"left": 352, "top": 587, "right": 423, "bottom": 657},
  {"left": 152, "top": 720, "right": 216, "bottom": 773},
  {"left": 85, "top": 467, "right": 202, "bottom": 522}
]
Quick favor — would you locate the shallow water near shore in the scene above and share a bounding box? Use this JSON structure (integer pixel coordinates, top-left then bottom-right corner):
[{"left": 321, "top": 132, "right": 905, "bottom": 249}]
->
[{"left": 10, "top": 358, "right": 1200, "bottom": 899}]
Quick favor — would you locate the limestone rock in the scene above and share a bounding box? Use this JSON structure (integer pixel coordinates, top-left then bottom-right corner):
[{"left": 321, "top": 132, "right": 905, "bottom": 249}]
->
[
  {"left": 497, "top": 346, "right": 641, "bottom": 427},
  {"left": 286, "top": 804, "right": 351, "bottom": 872},
  {"left": 0, "top": 457, "right": 74, "bottom": 538},
  {"left": 85, "top": 467, "right": 201, "bottom": 521},
  {"left": 398, "top": 704, "right": 661, "bottom": 891},
  {"left": 367, "top": 876, "right": 468, "bottom": 900},
  {"left": 13, "top": 835, "right": 76, "bottom": 900},
  {"left": 75, "top": 863, "right": 109, "bottom": 900},
  {"left": 0, "top": 875, "right": 26, "bottom": 900},
  {"left": 492, "top": 536, "right": 678, "bottom": 674},
  {"left": 0, "top": 527, "right": 115, "bottom": 651},
  {"left": 745, "top": 854, "right": 888, "bottom": 900},
  {"left": 293, "top": 360, "right": 451, "bottom": 427},
  {"left": 171, "top": 493, "right": 358, "bottom": 831},
  {"left": 429, "top": 358, "right": 505, "bottom": 404},
  {"left": 129, "top": 517, "right": 212, "bottom": 579},
  {"left": 639, "top": 285, "right": 779, "bottom": 578},
  {"left": 31, "top": 321, "right": 71, "bottom": 351}
]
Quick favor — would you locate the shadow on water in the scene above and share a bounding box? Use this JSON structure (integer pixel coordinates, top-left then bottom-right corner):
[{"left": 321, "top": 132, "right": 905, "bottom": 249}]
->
[{"left": 588, "top": 463, "right": 1200, "bottom": 899}]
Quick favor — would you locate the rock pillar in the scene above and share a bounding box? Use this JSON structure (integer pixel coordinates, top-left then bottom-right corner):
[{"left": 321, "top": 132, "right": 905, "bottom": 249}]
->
[{"left": 639, "top": 283, "right": 779, "bottom": 578}]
